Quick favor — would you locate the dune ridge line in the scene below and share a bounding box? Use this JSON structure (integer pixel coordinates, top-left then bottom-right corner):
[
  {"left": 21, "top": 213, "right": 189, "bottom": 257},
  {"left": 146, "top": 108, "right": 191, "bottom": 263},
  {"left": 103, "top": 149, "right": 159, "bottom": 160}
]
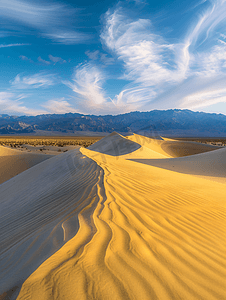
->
[{"left": 0, "top": 132, "right": 225, "bottom": 300}]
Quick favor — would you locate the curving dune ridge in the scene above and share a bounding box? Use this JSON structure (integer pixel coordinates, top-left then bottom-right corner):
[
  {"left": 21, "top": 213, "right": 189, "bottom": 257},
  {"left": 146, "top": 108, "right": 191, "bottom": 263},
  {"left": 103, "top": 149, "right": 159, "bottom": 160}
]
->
[{"left": 0, "top": 133, "right": 225, "bottom": 300}]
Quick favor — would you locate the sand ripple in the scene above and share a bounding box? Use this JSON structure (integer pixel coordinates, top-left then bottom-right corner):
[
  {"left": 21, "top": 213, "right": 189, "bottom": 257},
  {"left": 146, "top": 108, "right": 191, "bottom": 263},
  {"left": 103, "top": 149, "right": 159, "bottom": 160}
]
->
[
  {"left": 0, "top": 149, "right": 102, "bottom": 297},
  {"left": 14, "top": 145, "right": 226, "bottom": 300},
  {"left": 0, "top": 133, "right": 225, "bottom": 300}
]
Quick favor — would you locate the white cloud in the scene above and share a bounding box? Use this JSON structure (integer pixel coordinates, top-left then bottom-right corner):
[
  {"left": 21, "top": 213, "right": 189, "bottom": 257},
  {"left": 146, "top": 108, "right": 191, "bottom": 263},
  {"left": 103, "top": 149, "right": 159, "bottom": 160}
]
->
[
  {"left": 181, "top": 88, "right": 226, "bottom": 109},
  {"left": 46, "top": 32, "right": 91, "bottom": 44},
  {"left": 100, "top": 53, "right": 115, "bottom": 65},
  {"left": 38, "top": 56, "right": 51, "bottom": 65},
  {"left": 85, "top": 50, "right": 99, "bottom": 60},
  {"left": 19, "top": 55, "right": 33, "bottom": 62},
  {"left": 63, "top": 3, "right": 226, "bottom": 115},
  {"left": 11, "top": 72, "right": 56, "bottom": 89},
  {"left": 101, "top": 9, "right": 190, "bottom": 86},
  {"left": 49, "top": 54, "right": 61, "bottom": 63},
  {"left": 97, "top": 3, "right": 226, "bottom": 113},
  {"left": 49, "top": 54, "right": 66, "bottom": 64},
  {"left": 66, "top": 64, "right": 107, "bottom": 111},
  {"left": 193, "top": 44, "right": 226, "bottom": 76},
  {"left": 141, "top": 75, "right": 226, "bottom": 111},
  {"left": 189, "top": 0, "right": 226, "bottom": 47},
  {"left": 0, "top": 92, "right": 47, "bottom": 115},
  {"left": 85, "top": 50, "right": 115, "bottom": 65},
  {"left": 0, "top": 43, "right": 29, "bottom": 48},
  {"left": 42, "top": 98, "right": 77, "bottom": 114},
  {"left": 98, "top": 8, "right": 192, "bottom": 112},
  {"left": 114, "top": 86, "right": 157, "bottom": 107},
  {"left": 0, "top": 0, "right": 63, "bottom": 27},
  {"left": 3, "top": 1, "right": 226, "bottom": 115},
  {"left": 65, "top": 63, "right": 149, "bottom": 114},
  {"left": 0, "top": 0, "right": 91, "bottom": 44}
]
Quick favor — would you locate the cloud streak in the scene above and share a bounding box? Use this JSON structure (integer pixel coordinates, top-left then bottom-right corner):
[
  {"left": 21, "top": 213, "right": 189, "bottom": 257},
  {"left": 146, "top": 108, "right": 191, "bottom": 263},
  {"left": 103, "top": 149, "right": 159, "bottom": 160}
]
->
[
  {"left": 101, "top": 10, "right": 189, "bottom": 86},
  {"left": 42, "top": 98, "right": 78, "bottom": 114},
  {"left": 2, "top": 1, "right": 226, "bottom": 115},
  {"left": 65, "top": 64, "right": 111, "bottom": 114},
  {"left": 0, "top": 43, "right": 29, "bottom": 48},
  {"left": 0, "top": 92, "right": 47, "bottom": 115},
  {"left": 65, "top": 63, "right": 149, "bottom": 114},
  {"left": 38, "top": 56, "right": 51, "bottom": 65},
  {"left": 96, "top": 1, "right": 226, "bottom": 113},
  {"left": 11, "top": 72, "right": 56, "bottom": 89},
  {"left": 0, "top": 0, "right": 91, "bottom": 44},
  {"left": 49, "top": 54, "right": 66, "bottom": 64}
]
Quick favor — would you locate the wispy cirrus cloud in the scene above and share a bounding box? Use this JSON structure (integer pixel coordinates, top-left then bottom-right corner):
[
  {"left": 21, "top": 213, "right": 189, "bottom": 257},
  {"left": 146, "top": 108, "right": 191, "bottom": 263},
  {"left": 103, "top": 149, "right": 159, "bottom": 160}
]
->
[
  {"left": 46, "top": 32, "right": 91, "bottom": 45},
  {"left": 0, "top": 92, "right": 47, "bottom": 115},
  {"left": 64, "top": 63, "right": 124, "bottom": 114},
  {"left": 38, "top": 55, "right": 66, "bottom": 65},
  {"left": 38, "top": 56, "right": 51, "bottom": 65},
  {"left": 101, "top": 10, "right": 189, "bottom": 86},
  {"left": 100, "top": 7, "right": 190, "bottom": 110},
  {"left": 49, "top": 54, "right": 66, "bottom": 64},
  {"left": 187, "top": 0, "right": 226, "bottom": 47},
  {"left": 42, "top": 98, "right": 77, "bottom": 114},
  {"left": 85, "top": 50, "right": 100, "bottom": 60},
  {"left": 0, "top": 43, "right": 29, "bottom": 48},
  {"left": 3, "top": 1, "right": 226, "bottom": 116},
  {"left": 97, "top": 1, "right": 226, "bottom": 113},
  {"left": 11, "top": 72, "right": 56, "bottom": 89},
  {"left": 85, "top": 50, "right": 115, "bottom": 65},
  {"left": 65, "top": 64, "right": 108, "bottom": 113},
  {"left": 0, "top": 0, "right": 91, "bottom": 44},
  {"left": 19, "top": 55, "right": 33, "bottom": 62},
  {"left": 181, "top": 87, "right": 226, "bottom": 109},
  {"left": 65, "top": 63, "right": 144, "bottom": 114}
]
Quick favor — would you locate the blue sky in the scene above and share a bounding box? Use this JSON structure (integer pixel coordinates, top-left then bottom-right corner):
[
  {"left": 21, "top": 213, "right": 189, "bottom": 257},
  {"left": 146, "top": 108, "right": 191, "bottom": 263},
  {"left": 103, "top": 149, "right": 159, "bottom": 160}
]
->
[{"left": 1, "top": 0, "right": 226, "bottom": 115}]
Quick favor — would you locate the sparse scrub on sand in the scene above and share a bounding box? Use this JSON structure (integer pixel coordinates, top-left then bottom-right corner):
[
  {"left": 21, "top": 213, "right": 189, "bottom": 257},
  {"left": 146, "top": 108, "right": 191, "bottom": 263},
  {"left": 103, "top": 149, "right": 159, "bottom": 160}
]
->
[
  {"left": 0, "top": 136, "right": 102, "bottom": 148},
  {"left": 174, "top": 137, "right": 226, "bottom": 146}
]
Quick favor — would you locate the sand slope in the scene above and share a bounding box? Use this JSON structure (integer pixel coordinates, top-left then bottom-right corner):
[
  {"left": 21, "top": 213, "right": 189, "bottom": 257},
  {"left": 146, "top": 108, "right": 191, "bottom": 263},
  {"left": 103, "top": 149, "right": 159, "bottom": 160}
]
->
[
  {"left": 127, "top": 133, "right": 220, "bottom": 158},
  {"left": 130, "top": 146, "right": 226, "bottom": 183},
  {"left": 0, "top": 133, "right": 225, "bottom": 300},
  {"left": 0, "top": 148, "right": 103, "bottom": 298},
  {"left": 0, "top": 145, "right": 54, "bottom": 185},
  {"left": 88, "top": 132, "right": 141, "bottom": 156}
]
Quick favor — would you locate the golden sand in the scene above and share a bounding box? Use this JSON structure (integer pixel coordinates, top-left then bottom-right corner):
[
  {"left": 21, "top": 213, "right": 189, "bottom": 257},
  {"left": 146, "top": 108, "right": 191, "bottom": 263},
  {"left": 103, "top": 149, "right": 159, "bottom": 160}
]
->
[{"left": 0, "top": 133, "right": 225, "bottom": 300}]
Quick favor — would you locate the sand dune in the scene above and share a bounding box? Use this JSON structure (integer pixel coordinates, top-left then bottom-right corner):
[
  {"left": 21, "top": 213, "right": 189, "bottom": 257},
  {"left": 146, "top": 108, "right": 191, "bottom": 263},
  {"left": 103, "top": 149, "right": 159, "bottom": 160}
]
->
[
  {"left": 0, "top": 148, "right": 102, "bottom": 298},
  {"left": 89, "top": 132, "right": 167, "bottom": 159},
  {"left": 0, "top": 133, "right": 225, "bottom": 300},
  {"left": 88, "top": 132, "right": 141, "bottom": 156},
  {"left": 130, "top": 145, "right": 226, "bottom": 183},
  {"left": 0, "top": 145, "right": 54, "bottom": 185},
  {"left": 127, "top": 133, "right": 220, "bottom": 158}
]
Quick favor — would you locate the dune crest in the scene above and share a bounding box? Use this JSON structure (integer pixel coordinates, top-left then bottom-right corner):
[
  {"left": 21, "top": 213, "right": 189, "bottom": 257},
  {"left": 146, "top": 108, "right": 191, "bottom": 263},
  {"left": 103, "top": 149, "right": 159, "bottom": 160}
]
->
[
  {"left": 130, "top": 146, "right": 226, "bottom": 183},
  {"left": 0, "top": 133, "right": 225, "bottom": 300},
  {"left": 0, "top": 149, "right": 102, "bottom": 297},
  {"left": 88, "top": 132, "right": 141, "bottom": 156},
  {"left": 127, "top": 133, "right": 220, "bottom": 158}
]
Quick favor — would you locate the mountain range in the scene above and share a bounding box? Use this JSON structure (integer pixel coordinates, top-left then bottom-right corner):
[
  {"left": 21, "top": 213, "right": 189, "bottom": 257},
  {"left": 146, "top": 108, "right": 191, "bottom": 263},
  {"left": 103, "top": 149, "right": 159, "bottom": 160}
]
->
[{"left": 0, "top": 109, "right": 226, "bottom": 137}]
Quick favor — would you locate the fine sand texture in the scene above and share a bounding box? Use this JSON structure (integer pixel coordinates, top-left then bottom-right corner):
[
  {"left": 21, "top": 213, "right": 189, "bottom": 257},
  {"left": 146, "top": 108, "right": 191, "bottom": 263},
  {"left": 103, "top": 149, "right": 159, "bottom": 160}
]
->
[
  {"left": 0, "top": 145, "right": 54, "bottom": 185},
  {"left": 0, "top": 133, "right": 225, "bottom": 300}
]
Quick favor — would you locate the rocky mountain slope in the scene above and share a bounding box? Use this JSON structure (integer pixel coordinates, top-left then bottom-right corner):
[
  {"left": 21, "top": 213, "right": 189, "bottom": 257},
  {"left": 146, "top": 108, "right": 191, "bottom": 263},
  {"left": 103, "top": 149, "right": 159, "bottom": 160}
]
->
[{"left": 0, "top": 109, "right": 226, "bottom": 136}]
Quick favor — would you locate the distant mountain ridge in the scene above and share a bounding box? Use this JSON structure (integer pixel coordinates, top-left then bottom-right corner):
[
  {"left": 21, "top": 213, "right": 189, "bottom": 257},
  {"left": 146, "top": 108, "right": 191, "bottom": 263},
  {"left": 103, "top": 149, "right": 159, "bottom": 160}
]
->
[{"left": 0, "top": 109, "right": 226, "bottom": 137}]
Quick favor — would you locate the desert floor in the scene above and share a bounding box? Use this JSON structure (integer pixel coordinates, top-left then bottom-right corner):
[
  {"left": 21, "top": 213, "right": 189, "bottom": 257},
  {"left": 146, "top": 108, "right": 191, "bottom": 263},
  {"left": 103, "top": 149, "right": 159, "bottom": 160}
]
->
[{"left": 0, "top": 133, "right": 225, "bottom": 300}]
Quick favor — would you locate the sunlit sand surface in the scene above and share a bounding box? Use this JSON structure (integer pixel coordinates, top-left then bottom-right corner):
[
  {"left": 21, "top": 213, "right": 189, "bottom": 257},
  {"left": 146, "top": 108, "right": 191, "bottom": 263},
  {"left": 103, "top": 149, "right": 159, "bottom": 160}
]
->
[{"left": 0, "top": 133, "right": 225, "bottom": 300}]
